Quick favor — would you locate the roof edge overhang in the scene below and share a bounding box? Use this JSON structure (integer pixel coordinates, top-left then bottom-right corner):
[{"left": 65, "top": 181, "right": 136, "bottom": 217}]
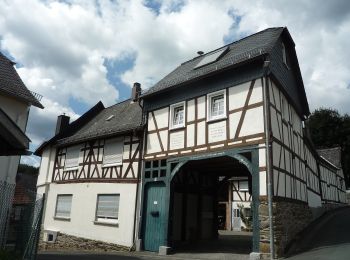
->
[
  {"left": 56, "top": 125, "right": 145, "bottom": 148},
  {"left": 0, "top": 85, "right": 44, "bottom": 109}
]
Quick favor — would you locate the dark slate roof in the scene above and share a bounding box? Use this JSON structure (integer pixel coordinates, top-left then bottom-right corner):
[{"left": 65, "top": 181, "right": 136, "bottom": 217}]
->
[
  {"left": 317, "top": 147, "right": 342, "bottom": 168},
  {"left": 57, "top": 99, "right": 143, "bottom": 146},
  {"left": 143, "top": 27, "right": 284, "bottom": 97},
  {"left": 34, "top": 102, "right": 105, "bottom": 155},
  {"left": 0, "top": 52, "right": 43, "bottom": 108}
]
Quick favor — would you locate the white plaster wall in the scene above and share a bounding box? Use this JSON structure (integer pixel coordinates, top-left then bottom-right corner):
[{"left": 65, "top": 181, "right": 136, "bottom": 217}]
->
[
  {"left": 187, "top": 100, "right": 195, "bottom": 122},
  {"left": 43, "top": 182, "right": 137, "bottom": 247},
  {"left": 153, "top": 108, "right": 169, "bottom": 129},
  {"left": 0, "top": 95, "right": 30, "bottom": 184},
  {"left": 0, "top": 95, "right": 29, "bottom": 130},
  {"left": 240, "top": 107, "right": 264, "bottom": 137},
  {"left": 228, "top": 82, "right": 250, "bottom": 110},
  {"left": 37, "top": 147, "right": 56, "bottom": 187},
  {"left": 197, "top": 96, "right": 206, "bottom": 119}
]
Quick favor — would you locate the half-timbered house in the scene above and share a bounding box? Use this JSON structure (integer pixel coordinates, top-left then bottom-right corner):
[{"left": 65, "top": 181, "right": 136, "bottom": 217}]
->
[
  {"left": 35, "top": 84, "right": 143, "bottom": 249},
  {"left": 35, "top": 27, "right": 346, "bottom": 258},
  {"left": 137, "top": 27, "right": 346, "bottom": 258}
]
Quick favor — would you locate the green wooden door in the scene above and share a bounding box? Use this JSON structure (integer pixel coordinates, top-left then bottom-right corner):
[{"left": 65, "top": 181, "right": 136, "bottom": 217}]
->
[{"left": 142, "top": 182, "right": 166, "bottom": 252}]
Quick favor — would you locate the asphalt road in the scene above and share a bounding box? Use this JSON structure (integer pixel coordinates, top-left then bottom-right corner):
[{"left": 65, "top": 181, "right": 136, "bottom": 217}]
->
[
  {"left": 38, "top": 208, "right": 350, "bottom": 260},
  {"left": 286, "top": 206, "right": 350, "bottom": 260}
]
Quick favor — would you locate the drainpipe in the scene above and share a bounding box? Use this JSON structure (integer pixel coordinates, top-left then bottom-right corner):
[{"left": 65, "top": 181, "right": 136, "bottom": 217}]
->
[{"left": 262, "top": 59, "right": 275, "bottom": 259}]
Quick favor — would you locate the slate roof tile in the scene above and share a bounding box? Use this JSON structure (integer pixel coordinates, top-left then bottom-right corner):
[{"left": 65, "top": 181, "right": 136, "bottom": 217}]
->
[
  {"left": 143, "top": 27, "right": 284, "bottom": 97},
  {"left": 57, "top": 99, "right": 143, "bottom": 145},
  {"left": 0, "top": 52, "right": 43, "bottom": 108},
  {"left": 317, "top": 147, "right": 342, "bottom": 168}
]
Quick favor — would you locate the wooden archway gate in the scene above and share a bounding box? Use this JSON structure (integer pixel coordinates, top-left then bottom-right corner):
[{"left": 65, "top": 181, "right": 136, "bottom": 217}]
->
[{"left": 140, "top": 145, "right": 260, "bottom": 253}]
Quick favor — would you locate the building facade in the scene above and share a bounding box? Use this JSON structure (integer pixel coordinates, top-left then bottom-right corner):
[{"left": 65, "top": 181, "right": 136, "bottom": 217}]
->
[
  {"left": 35, "top": 89, "right": 143, "bottom": 249},
  {"left": 36, "top": 27, "right": 346, "bottom": 258},
  {"left": 0, "top": 52, "right": 43, "bottom": 247}
]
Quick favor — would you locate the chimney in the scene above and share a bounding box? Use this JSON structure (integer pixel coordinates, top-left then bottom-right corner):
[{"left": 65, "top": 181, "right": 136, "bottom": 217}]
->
[
  {"left": 131, "top": 82, "right": 141, "bottom": 102},
  {"left": 55, "top": 114, "right": 70, "bottom": 135}
]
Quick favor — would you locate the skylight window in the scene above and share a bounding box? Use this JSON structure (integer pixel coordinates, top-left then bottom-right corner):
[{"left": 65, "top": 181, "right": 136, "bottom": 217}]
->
[{"left": 194, "top": 47, "right": 228, "bottom": 69}]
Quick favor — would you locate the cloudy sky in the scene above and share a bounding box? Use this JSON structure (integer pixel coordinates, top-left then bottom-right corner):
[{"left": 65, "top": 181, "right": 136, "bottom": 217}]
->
[{"left": 0, "top": 0, "right": 349, "bottom": 166}]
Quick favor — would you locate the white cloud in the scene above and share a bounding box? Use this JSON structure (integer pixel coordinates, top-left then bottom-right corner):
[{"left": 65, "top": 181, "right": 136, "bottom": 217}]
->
[
  {"left": 229, "top": 0, "right": 350, "bottom": 114},
  {"left": 1, "top": 0, "right": 350, "bottom": 167}
]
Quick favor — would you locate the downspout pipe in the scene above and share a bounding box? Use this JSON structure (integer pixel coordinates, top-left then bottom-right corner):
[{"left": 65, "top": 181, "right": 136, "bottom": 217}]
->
[{"left": 262, "top": 59, "right": 275, "bottom": 259}]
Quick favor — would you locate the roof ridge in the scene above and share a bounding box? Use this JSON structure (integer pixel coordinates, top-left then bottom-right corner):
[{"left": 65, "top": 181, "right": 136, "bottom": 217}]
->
[{"left": 104, "top": 98, "right": 132, "bottom": 110}]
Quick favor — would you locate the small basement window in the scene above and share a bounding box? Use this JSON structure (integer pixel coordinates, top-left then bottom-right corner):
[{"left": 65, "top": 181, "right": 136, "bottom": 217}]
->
[
  {"left": 96, "top": 194, "right": 120, "bottom": 223},
  {"left": 103, "top": 137, "right": 123, "bottom": 167},
  {"left": 170, "top": 102, "right": 185, "bottom": 129},
  {"left": 64, "top": 145, "right": 80, "bottom": 170},
  {"left": 207, "top": 90, "right": 226, "bottom": 121},
  {"left": 55, "top": 194, "right": 73, "bottom": 219}
]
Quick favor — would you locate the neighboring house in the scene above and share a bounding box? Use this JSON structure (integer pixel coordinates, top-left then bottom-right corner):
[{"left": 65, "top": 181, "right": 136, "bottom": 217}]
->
[
  {"left": 0, "top": 52, "right": 43, "bottom": 247},
  {"left": 35, "top": 85, "right": 143, "bottom": 249},
  {"left": 35, "top": 27, "right": 346, "bottom": 258}
]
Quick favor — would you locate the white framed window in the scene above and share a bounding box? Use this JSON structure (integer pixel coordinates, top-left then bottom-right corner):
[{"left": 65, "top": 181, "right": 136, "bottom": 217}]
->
[
  {"left": 55, "top": 194, "right": 72, "bottom": 219},
  {"left": 103, "top": 137, "right": 123, "bottom": 167},
  {"left": 64, "top": 145, "right": 80, "bottom": 170},
  {"left": 95, "top": 194, "right": 120, "bottom": 223},
  {"left": 207, "top": 90, "right": 226, "bottom": 121},
  {"left": 169, "top": 102, "right": 185, "bottom": 129},
  {"left": 239, "top": 181, "right": 249, "bottom": 191}
]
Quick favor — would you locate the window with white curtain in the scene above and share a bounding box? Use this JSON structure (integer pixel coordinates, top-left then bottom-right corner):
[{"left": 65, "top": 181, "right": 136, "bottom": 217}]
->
[
  {"left": 170, "top": 102, "right": 185, "bottom": 129},
  {"left": 64, "top": 145, "right": 80, "bottom": 170},
  {"left": 207, "top": 90, "right": 226, "bottom": 121},
  {"left": 103, "top": 138, "right": 123, "bottom": 167},
  {"left": 96, "top": 194, "right": 120, "bottom": 222},
  {"left": 55, "top": 195, "right": 73, "bottom": 219}
]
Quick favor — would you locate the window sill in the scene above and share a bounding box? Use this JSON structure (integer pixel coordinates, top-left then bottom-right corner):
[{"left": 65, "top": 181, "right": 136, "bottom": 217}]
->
[
  {"left": 207, "top": 116, "right": 227, "bottom": 124},
  {"left": 54, "top": 216, "right": 71, "bottom": 221},
  {"left": 102, "top": 163, "right": 122, "bottom": 168},
  {"left": 93, "top": 220, "right": 119, "bottom": 227},
  {"left": 169, "top": 125, "right": 185, "bottom": 131},
  {"left": 63, "top": 167, "right": 78, "bottom": 172}
]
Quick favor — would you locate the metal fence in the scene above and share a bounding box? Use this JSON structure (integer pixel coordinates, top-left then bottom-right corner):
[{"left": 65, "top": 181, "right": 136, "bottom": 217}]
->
[
  {"left": 1, "top": 181, "right": 45, "bottom": 260},
  {"left": 0, "top": 180, "right": 15, "bottom": 248}
]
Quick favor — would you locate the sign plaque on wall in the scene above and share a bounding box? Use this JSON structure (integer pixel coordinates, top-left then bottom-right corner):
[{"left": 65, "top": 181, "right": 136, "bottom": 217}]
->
[
  {"left": 170, "top": 131, "right": 185, "bottom": 150},
  {"left": 208, "top": 121, "right": 226, "bottom": 143}
]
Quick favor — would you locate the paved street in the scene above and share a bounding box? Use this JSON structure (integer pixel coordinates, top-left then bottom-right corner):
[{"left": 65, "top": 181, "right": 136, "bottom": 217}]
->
[
  {"left": 286, "top": 206, "right": 350, "bottom": 260},
  {"left": 38, "top": 208, "right": 350, "bottom": 260}
]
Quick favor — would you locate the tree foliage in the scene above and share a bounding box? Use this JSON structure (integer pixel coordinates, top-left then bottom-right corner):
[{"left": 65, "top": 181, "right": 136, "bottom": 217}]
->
[
  {"left": 17, "top": 164, "right": 39, "bottom": 175},
  {"left": 307, "top": 108, "right": 350, "bottom": 187}
]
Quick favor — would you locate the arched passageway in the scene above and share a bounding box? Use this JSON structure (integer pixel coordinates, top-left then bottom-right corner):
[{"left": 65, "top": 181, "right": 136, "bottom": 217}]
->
[{"left": 141, "top": 148, "right": 260, "bottom": 255}]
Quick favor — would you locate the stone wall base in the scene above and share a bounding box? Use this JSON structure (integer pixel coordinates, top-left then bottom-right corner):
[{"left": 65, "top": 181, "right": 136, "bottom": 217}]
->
[
  {"left": 273, "top": 199, "right": 313, "bottom": 257},
  {"left": 39, "top": 232, "right": 131, "bottom": 252}
]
